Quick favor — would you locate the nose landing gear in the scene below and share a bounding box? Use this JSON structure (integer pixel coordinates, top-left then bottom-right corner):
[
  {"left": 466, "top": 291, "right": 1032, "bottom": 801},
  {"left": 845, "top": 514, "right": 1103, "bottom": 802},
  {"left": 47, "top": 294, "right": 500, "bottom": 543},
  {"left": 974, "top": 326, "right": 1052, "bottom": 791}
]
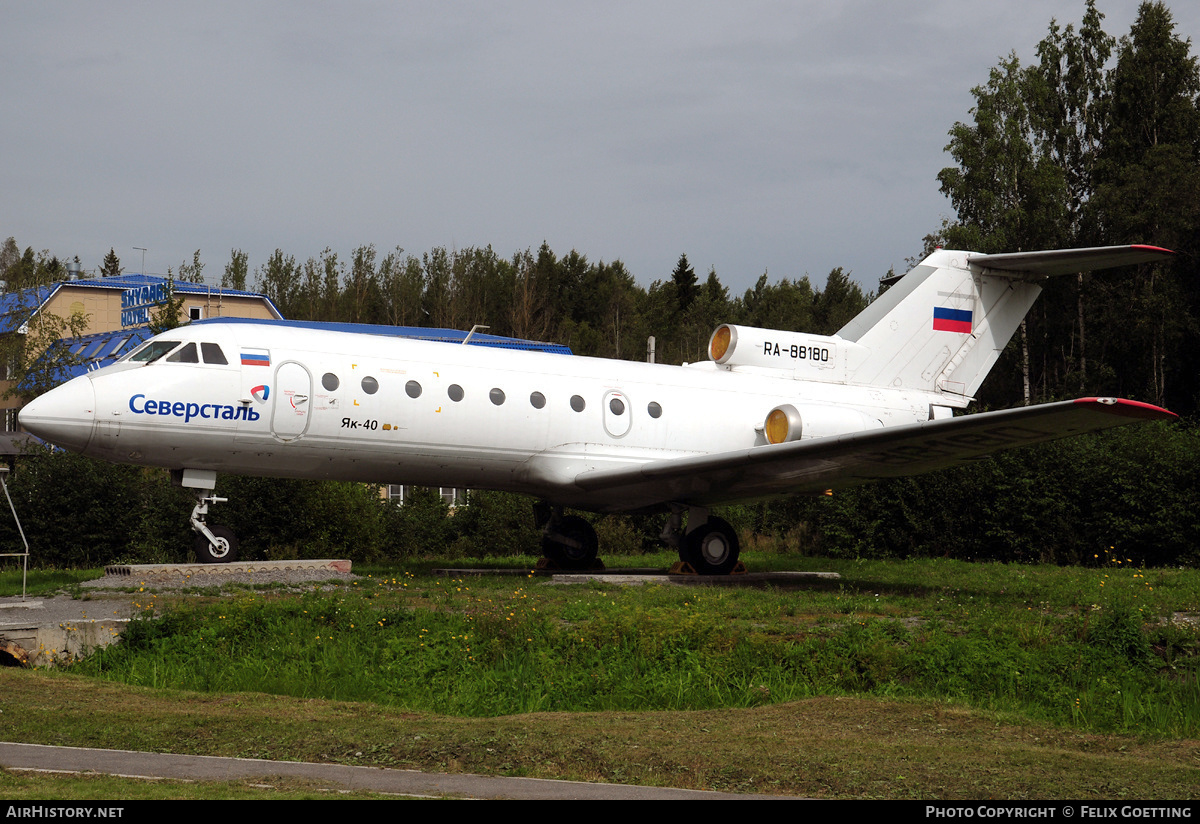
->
[
  {"left": 190, "top": 491, "right": 239, "bottom": 564},
  {"left": 173, "top": 469, "right": 240, "bottom": 564}
]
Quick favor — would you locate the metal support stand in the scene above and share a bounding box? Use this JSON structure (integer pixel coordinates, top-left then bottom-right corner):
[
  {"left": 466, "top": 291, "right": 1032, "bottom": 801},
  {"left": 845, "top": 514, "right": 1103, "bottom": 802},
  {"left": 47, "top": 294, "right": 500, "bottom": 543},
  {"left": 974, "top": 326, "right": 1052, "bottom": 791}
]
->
[
  {"left": 0, "top": 466, "right": 30, "bottom": 600},
  {"left": 189, "top": 490, "right": 228, "bottom": 547}
]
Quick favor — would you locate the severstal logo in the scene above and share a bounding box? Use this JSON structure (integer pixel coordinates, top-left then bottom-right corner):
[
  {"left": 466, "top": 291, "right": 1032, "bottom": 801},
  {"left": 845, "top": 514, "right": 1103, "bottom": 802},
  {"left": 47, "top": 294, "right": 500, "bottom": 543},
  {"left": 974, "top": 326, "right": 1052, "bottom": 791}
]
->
[{"left": 128, "top": 394, "right": 261, "bottom": 422}]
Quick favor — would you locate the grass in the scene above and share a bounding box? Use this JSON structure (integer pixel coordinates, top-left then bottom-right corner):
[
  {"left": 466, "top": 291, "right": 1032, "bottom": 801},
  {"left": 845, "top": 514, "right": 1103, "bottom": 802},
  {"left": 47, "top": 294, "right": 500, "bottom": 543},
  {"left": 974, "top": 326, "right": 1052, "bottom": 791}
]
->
[
  {"left": 2, "top": 553, "right": 1199, "bottom": 798},
  {"left": 0, "top": 566, "right": 101, "bottom": 598}
]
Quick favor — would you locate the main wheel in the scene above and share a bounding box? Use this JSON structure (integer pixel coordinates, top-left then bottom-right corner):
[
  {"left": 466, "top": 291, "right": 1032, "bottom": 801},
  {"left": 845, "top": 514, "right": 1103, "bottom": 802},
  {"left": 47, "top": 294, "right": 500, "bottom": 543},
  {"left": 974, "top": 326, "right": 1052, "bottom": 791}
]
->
[
  {"left": 682, "top": 516, "right": 739, "bottom": 575},
  {"left": 542, "top": 515, "right": 598, "bottom": 569},
  {"left": 195, "top": 525, "right": 239, "bottom": 564}
]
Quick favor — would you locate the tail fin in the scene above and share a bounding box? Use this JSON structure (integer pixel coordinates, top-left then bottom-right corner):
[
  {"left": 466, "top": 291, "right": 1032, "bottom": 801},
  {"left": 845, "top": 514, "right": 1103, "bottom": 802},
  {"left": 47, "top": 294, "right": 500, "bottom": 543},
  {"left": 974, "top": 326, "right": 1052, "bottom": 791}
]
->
[{"left": 836, "top": 245, "right": 1173, "bottom": 401}]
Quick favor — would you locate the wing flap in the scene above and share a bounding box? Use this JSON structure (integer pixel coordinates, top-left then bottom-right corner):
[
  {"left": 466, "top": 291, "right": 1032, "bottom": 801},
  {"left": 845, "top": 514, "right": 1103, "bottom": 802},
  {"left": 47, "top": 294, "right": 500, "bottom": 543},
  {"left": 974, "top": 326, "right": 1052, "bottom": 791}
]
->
[{"left": 572, "top": 398, "right": 1175, "bottom": 510}]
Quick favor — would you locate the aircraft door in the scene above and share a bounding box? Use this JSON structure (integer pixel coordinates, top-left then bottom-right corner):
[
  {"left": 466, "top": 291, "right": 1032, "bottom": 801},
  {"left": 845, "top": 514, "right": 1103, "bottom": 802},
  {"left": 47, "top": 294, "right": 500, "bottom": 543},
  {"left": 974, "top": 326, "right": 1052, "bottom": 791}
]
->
[
  {"left": 602, "top": 390, "right": 632, "bottom": 438},
  {"left": 271, "top": 361, "right": 312, "bottom": 442}
]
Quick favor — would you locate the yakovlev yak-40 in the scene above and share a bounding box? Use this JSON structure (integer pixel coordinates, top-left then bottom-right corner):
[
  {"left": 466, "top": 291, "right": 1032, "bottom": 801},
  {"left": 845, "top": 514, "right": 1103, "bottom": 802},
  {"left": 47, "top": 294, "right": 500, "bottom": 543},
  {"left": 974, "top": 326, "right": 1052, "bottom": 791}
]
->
[{"left": 20, "top": 245, "right": 1177, "bottom": 573}]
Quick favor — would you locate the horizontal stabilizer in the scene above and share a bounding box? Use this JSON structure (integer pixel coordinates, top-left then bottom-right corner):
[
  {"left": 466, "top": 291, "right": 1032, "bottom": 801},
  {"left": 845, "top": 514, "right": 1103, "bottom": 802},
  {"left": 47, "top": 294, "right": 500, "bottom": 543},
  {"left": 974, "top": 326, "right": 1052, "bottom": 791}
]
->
[
  {"left": 572, "top": 398, "right": 1175, "bottom": 511},
  {"left": 968, "top": 245, "right": 1174, "bottom": 279}
]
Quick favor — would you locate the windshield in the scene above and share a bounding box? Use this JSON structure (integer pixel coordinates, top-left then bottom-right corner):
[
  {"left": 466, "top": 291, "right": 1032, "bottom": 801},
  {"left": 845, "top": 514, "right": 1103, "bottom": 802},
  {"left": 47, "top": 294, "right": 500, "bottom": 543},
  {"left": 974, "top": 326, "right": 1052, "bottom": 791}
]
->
[{"left": 122, "top": 340, "right": 181, "bottom": 364}]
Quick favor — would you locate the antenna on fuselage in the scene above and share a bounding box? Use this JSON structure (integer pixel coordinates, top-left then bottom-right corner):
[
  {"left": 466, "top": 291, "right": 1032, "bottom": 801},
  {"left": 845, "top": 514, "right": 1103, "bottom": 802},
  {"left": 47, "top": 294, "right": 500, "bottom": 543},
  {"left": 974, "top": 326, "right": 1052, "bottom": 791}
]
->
[{"left": 463, "top": 324, "right": 490, "bottom": 345}]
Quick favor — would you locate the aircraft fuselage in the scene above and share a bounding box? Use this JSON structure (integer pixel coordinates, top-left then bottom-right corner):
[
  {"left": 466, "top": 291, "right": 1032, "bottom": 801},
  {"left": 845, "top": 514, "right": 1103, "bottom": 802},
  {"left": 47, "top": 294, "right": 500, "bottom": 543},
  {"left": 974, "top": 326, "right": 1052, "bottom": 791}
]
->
[{"left": 28, "top": 320, "right": 939, "bottom": 513}]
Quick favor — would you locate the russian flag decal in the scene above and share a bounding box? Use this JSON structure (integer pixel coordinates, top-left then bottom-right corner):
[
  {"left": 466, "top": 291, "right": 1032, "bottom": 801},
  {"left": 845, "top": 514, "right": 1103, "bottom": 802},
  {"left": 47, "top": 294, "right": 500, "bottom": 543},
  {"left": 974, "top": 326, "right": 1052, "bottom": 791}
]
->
[
  {"left": 933, "top": 307, "right": 973, "bottom": 333},
  {"left": 241, "top": 349, "right": 271, "bottom": 367}
]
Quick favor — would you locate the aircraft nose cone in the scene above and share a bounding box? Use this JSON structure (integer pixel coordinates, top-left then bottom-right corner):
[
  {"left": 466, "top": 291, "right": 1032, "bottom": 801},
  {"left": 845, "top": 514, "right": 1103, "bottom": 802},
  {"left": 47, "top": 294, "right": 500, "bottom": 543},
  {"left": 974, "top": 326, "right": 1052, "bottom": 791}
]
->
[{"left": 18, "top": 376, "right": 96, "bottom": 452}]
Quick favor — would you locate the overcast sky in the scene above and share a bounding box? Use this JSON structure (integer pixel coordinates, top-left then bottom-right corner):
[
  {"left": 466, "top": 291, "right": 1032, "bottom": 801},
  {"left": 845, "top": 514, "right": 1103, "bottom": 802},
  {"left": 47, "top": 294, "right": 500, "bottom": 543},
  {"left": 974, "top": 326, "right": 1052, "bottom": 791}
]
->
[{"left": 3, "top": 1, "right": 1197, "bottom": 297}]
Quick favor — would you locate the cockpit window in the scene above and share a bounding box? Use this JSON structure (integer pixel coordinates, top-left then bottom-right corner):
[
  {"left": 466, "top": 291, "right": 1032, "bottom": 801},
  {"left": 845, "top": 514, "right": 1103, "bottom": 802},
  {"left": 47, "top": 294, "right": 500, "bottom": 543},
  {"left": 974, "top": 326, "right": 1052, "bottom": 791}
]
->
[
  {"left": 124, "top": 340, "right": 181, "bottom": 363},
  {"left": 201, "top": 342, "right": 228, "bottom": 365},
  {"left": 166, "top": 342, "right": 199, "bottom": 363}
]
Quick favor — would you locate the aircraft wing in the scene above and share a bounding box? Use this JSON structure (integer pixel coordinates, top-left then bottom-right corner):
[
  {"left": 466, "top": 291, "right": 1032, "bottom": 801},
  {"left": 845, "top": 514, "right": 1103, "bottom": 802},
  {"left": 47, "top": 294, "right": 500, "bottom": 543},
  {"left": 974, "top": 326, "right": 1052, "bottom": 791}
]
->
[{"left": 572, "top": 398, "right": 1175, "bottom": 511}]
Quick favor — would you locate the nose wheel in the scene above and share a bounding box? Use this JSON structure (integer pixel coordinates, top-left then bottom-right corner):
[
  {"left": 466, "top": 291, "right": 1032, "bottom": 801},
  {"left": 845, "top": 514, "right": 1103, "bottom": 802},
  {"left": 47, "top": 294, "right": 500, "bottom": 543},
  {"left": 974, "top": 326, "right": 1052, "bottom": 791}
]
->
[
  {"left": 190, "top": 490, "right": 239, "bottom": 564},
  {"left": 194, "top": 524, "right": 239, "bottom": 563}
]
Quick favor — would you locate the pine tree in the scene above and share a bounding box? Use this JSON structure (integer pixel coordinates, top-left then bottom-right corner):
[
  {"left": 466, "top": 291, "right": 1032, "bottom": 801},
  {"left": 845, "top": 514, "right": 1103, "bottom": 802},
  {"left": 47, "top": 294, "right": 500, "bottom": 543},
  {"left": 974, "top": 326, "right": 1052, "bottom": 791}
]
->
[
  {"left": 671, "top": 253, "right": 697, "bottom": 312},
  {"left": 100, "top": 248, "right": 122, "bottom": 278}
]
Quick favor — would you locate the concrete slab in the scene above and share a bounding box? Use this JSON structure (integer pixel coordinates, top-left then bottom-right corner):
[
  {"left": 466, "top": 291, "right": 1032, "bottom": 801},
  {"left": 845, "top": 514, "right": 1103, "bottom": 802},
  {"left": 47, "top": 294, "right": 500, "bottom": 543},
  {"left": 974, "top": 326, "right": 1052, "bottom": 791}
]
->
[
  {"left": 0, "top": 595, "right": 137, "bottom": 666},
  {"left": 434, "top": 567, "right": 841, "bottom": 586},
  {"left": 104, "top": 559, "right": 352, "bottom": 577}
]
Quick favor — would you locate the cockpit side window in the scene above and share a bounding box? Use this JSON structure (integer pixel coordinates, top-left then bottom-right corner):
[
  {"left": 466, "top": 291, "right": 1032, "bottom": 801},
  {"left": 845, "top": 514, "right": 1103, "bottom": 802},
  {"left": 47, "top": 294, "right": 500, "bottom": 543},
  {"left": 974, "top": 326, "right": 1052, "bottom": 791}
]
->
[
  {"left": 165, "top": 342, "right": 199, "bottom": 363},
  {"left": 123, "top": 340, "right": 181, "bottom": 363},
  {"left": 201, "top": 342, "right": 228, "bottom": 365}
]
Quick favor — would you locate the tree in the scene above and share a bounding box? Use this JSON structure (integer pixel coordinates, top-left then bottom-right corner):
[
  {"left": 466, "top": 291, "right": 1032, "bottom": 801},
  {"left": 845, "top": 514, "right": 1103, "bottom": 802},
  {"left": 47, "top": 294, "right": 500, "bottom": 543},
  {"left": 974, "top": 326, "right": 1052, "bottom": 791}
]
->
[
  {"left": 100, "top": 248, "right": 122, "bottom": 278},
  {"left": 255, "top": 249, "right": 299, "bottom": 318},
  {"left": 177, "top": 250, "right": 205, "bottom": 285},
  {"left": 346, "top": 244, "right": 379, "bottom": 324},
  {"left": 147, "top": 270, "right": 185, "bottom": 334},
  {"left": 938, "top": 7, "right": 1112, "bottom": 407},
  {"left": 1022, "top": 1, "right": 1115, "bottom": 395},
  {"left": 1030, "top": 0, "right": 1114, "bottom": 239},
  {"left": 222, "top": 248, "right": 249, "bottom": 290},
  {"left": 938, "top": 53, "right": 1069, "bottom": 255},
  {"left": 1090, "top": 1, "right": 1200, "bottom": 408},
  {"left": 736, "top": 273, "right": 816, "bottom": 333},
  {"left": 379, "top": 249, "right": 425, "bottom": 328},
  {"left": 671, "top": 253, "right": 698, "bottom": 312},
  {"left": 813, "top": 267, "right": 868, "bottom": 334},
  {"left": 0, "top": 280, "right": 89, "bottom": 402},
  {"left": 0, "top": 238, "right": 19, "bottom": 286}
]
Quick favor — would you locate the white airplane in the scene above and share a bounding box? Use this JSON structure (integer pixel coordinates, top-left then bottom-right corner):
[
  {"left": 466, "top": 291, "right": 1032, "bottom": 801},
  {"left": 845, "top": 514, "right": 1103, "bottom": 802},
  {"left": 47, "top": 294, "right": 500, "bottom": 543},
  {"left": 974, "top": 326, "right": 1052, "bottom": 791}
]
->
[{"left": 19, "top": 245, "right": 1177, "bottom": 573}]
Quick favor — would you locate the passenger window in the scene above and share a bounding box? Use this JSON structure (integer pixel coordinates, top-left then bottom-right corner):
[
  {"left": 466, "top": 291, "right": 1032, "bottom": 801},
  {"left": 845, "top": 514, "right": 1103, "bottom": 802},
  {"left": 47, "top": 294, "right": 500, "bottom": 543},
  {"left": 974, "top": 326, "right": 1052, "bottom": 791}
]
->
[
  {"left": 406, "top": 380, "right": 422, "bottom": 399},
  {"left": 570, "top": 395, "right": 585, "bottom": 412},
  {"left": 490, "top": 388, "right": 506, "bottom": 406},
  {"left": 648, "top": 401, "right": 662, "bottom": 419},
  {"left": 448, "top": 384, "right": 464, "bottom": 402},
  {"left": 166, "top": 343, "right": 199, "bottom": 363},
  {"left": 201, "top": 342, "right": 228, "bottom": 365},
  {"left": 361, "top": 376, "right": 379, "bottom": 395},
  {"left": 322, "top": 373, "right": 340, "bottom": 391},
  {"left": 609, "top": 397, "right": 626, "bottom": 415},
  {"left": 529, "top": 391, "right": 546, "bottom": 409}
]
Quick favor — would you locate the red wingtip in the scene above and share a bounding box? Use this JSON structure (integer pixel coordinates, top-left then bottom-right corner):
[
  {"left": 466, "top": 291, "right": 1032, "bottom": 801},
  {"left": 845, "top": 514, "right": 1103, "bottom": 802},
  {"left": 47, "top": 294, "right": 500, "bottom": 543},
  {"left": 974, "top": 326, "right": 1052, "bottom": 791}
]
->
[{"left": 1074, "top": 397, "right": 1177, "bottom": 420}]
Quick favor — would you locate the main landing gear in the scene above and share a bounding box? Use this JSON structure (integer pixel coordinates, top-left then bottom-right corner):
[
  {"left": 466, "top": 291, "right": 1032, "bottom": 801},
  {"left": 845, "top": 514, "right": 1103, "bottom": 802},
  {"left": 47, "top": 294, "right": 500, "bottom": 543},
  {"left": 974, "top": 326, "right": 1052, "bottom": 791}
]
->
[
  {"left": 173, "top": 469, "right": 240, "bottom": 564},
  {"left": 534, "top": 502, "right": 742, "bottom": 575},
  {"left": 535, "top": 503, "right": 601, "bottom": 570},
  {"left": 661, "top": 506, "right": 742, "bottom": 575}
]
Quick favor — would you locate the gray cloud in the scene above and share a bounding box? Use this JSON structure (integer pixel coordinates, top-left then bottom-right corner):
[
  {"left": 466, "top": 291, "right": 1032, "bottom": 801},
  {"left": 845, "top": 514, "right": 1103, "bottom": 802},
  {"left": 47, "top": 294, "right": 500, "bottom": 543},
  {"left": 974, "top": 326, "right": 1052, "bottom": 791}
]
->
[{"left": 3, "top": 1, "right": 1195, "bottom": 297}]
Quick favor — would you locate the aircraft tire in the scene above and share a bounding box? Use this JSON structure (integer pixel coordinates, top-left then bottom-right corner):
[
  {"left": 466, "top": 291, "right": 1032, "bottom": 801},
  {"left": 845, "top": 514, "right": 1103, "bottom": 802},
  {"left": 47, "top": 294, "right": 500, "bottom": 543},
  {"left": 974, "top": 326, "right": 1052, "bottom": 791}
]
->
[
  {"left": 683, "top": 516, "right": 739, "bottom": 575},
  {"left": 543, "top": 515, "right": 598, "bottom": 569},
  {"left": 195, "top": 525, "right": 240, "bottom": 564}
]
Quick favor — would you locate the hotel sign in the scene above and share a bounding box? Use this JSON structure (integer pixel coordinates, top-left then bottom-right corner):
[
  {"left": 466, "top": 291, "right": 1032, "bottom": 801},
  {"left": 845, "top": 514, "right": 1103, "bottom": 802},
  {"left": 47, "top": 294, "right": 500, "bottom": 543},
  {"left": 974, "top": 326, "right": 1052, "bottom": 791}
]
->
[{"left": 121, "top": 283, "right": 172, "bottom": 328}]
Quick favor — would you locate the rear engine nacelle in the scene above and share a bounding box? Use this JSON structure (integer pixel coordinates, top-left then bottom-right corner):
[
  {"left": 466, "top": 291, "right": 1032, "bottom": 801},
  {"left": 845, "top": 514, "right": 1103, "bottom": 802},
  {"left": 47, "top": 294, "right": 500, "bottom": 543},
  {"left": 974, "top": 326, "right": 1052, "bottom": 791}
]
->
[
  {"left": 709, "top": 324, "right": 867, "bottom": 379},
  {"left": 763, "top": 403, "right": 883, "bottom": 444}
]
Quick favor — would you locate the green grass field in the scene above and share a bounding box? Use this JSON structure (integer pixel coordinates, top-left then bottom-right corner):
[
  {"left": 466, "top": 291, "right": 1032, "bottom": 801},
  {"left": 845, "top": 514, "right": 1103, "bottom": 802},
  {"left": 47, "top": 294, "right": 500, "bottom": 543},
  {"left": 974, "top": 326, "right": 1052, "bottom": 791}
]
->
[{"left": 1, "top": 554, "right": 1198, "bottom": 798}]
